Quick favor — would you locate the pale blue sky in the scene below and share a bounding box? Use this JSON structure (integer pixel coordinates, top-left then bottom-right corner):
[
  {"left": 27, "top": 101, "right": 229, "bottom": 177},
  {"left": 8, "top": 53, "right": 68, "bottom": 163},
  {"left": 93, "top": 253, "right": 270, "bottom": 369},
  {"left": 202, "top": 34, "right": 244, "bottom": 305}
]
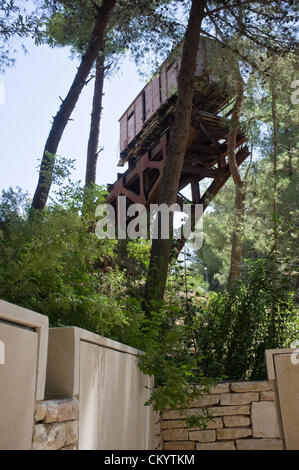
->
[{"left": 0, "top": 39, "right": 146, "bottom": 197}]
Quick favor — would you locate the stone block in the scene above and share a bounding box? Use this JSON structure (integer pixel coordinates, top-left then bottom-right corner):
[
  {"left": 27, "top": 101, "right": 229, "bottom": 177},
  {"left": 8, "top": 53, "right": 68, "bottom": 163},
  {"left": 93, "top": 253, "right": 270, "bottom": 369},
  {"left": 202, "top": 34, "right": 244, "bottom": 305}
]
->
[
  {"left": 162, "top": 409, "right": 187, "bottom": 420},
  {"left": 66, "top": 421, "right": 79, "bottom": 445},
  {"left": 251, "top": 402, "right": 280, "bottom": 438},
  {"left": 260, "top": 391, "right": 275, "bottom": 401},
  {"left": 196, "top": 383, "right": 229, "bottom": 394},
  {"left": 164, "top": 441, "right": 195, "bottom": 450},
  {"left": 208, "top": 405, "right": 250, "bottom": 417},
  {"left": 153, "top": 411, "right": 163, "bottom": 450},
  {"left": 217, "top": 427, "right": 252, "bottom": 440},
  {"left": 220, "top": 392, "right": 259, "bottom": 406},
  {"left": 210, "top": 383, "right": 230, "bottom": 394},
  {"left": 61, "top": 444, "right": 78, "bottom": 450},
  {"left": 190, "top": 417, "right": 223, "bottom": 430},
  {"left": 196, "top": 441, "right": 236, "bottom": 450},
  {"left": 230, "top": 381, "right": 273, "bottom": 393},
  {"left": 236, "top": 439, "right": 283, "bottom": 450},
  {"left": 34, "top": 402, "right": 47, "bottom": 423},
  {"left": 32, "top": 423, "right": 48, "bottom": 449},
  {"left": 185, "top": 408, "right": 207, "bottom": 417},
  {"left": 46, "top": 423, "right": 67, "bottom": 450},
  {"left": 223, "top": 415, "right": 250, "bottom": 428},
  {"left": 189, "top": 430, "right": 216, "bottom": 443},
  {"left": 32, "top": 423, "right": 66, "bottom": 450},
  {"left": 188, "top": 395, "right": 219, "bottom": 408},
  {"left": 162, "top": 428, "right": 188, "bottom": 441},
  {"left": 161, "top": 420, "right": 186, "bottom": 429},
  {"left": 43, "top": 398, "right": 79, "bottom": 424}
]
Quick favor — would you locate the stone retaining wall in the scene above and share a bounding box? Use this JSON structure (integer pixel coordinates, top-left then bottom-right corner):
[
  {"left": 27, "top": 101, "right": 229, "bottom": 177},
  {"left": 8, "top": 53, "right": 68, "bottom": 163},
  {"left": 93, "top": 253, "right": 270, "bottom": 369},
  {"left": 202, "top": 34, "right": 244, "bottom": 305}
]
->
[
  {"left": 160, "top": 381, "right": 283, "bottom": 450},
  {"left": 32, "top": 398, "right": 79, "bottom": 450}
]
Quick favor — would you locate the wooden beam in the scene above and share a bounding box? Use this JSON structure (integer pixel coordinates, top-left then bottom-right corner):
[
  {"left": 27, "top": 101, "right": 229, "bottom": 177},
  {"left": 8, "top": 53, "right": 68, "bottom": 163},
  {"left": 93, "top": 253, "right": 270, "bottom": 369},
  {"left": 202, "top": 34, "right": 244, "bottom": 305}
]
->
[
  {"left": 188, "top": 142, "right": 218, "bottom": 156},
  {"left": 199, "top": 122, "right": 228, "bottom": 170},
  {"left": 201, "top": 146, "right": 250, "bottom": 210},
  {"left": 191, "top": 180, "right": 201, "bottom": 204},
  {"left": 182, "top": 164, "right": 219, "bottom": 178}
]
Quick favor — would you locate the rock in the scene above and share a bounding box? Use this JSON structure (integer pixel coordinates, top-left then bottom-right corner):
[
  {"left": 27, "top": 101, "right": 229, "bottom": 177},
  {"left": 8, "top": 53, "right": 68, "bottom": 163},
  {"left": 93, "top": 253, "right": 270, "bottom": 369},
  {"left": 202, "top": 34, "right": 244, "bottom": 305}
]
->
[
  {"left": 32, "top": 424, "right": 48, "bottom": 449},
  {"left": 236, "top": 439, "right": 283, "bottom": 450},
  {"left": 188, "top": 395, "right": 220, "bottom": 407},
  {"left": 153, "top": 411, "right": 163, "bottom": 450},
  {"left": 162, "top": 407, "right": 213, "bottom": 420},
  {"left": 208, "top": 405, "right": 250, "bottom": 417},
  {"left": 196, "top": 441, "right": 236, "bottom": 450},
  {"left": 43, "top": 398, "right": 79, "bottom": 424},
  {"left": 210, "top": 383, "right": 230, "bottom": 394},
  {"left": 32, "top": 423, "right": 66, "bottom": 450},
  {"left": 162, "top": 409, "right": 187, "bottom": 420},
  {"left": 61, "top": 444, "right": 78, "bottom": 450},
  {"left": 251, "top": 402, "right": 281, "bottom": 438},
  {"left": 223, "top": 415, "right": 250, "bottom": 428},
  {"left": 164, "top": 441, "right": 195, "bottom": 450},
  {"left": 161, "top": 420, "right": 187, "bottom": 429},
  {"left": 66, "top": 421, "right": 79, "bottom": 445},
  {"left": 34, "top": 403, "right": 47, "bottom": 423},
  {"left": 196, "top": 383, "right": 229, "bottom": 394},
  {"left": 230, "top": 381, "right": 273, "bottom": 393},
  {"left": 260, "top": 391, "right": 275, "bottom": 401},
  {"left": 186, "top": 408, "right": 208, "bottom": 417},
  {"left": 220, "top": 392, "right": 259, "bottom": 406},
  {"left": 162, "top": 428, "right": 188, "bottom": 441},
  {"left": 46, "top": 423, "right": 67, "bottom": 450},
  {"left": 217, "top": 427, "right": 252, "bottom": 440},
  {"left": 190, "top": 417, "right": 223, "bottom": 430},
  {"left": 189, "top": 430, "right": 216, "bottom": 443}
]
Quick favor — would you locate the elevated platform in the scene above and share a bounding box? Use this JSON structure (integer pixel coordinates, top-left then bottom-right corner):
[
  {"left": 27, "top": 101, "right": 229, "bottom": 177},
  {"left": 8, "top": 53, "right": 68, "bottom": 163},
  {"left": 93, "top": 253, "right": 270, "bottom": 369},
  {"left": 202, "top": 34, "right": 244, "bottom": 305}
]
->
[
  {"left": 106, "top": 104, "right": 248, "bottom": 214},
  {"left": 106, "top": 38, "right": 249, "bottom": 251}
]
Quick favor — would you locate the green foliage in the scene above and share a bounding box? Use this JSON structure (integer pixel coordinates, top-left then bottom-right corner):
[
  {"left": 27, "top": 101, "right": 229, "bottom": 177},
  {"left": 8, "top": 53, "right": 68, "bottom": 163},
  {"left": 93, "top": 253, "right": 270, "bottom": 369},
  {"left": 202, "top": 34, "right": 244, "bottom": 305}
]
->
[
  {"left": 0, "top": 185, "right": 130, "bottom": 337},
  {"left": 195, "top": 53, "right": 298, "bottom": 289},
  {"left": 0, "top": 186, "right": 217, "bottom": 428},
  {"left": 137, "top": 254, "right": 296, "bottom": 416},
  {"left": 45, "top": 0, "right": 183, "bottom": 78},
  {"left": 0, "top": 0, "right": 47, "bottom": 71},
  {"left": 127, "top": 239, "right": 151, "bottom": 269},
  {"left": 136, "top": 303, "right": 217, "bottom": 428},
  {"left": 190, "top": 258, "right": 298, "bottom": 380}
]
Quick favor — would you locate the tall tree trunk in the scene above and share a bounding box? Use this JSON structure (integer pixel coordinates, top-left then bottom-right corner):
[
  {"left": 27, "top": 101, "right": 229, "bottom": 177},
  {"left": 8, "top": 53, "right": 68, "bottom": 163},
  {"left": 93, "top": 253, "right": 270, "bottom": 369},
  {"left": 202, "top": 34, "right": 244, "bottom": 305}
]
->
[
  {"left": 31, "top": 0, "right": 115, "bottom": 210},
  {"left": 271, "top": 85, "right": 278, "bottom": 256},
  {"left": 227, "top": 66, "right": 246, "bottom": 287},
  {"left": 143, "top": 0, "right": 206, "bottom": 312},
  {"left": 85, "top": 50, "right": 105, "bottom": 187},
  {"left": 269, "top": 81, "right": 279, "bottom": 338}
]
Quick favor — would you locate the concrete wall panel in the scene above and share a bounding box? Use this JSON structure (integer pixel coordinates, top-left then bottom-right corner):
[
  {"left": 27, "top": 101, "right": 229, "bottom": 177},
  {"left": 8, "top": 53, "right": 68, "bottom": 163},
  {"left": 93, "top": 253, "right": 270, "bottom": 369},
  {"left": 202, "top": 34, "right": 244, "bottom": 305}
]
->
[
  {"left": 0, "top": 322, "right": 38, "bottom": 449},
  {"left": 274, "top": 352, "right": 299, "bottom": 450},
  {"left": 79, "top": 341, "right": 99, "bottom": 449},
  {"left": 46, "top": 327, "right": 155, "bottom": 450},
  {"left": 0, "top": 300, "right": 48, "bottom": 450},
  {"left": 266, "top": 348, "right": 299, "bottom": 450}
]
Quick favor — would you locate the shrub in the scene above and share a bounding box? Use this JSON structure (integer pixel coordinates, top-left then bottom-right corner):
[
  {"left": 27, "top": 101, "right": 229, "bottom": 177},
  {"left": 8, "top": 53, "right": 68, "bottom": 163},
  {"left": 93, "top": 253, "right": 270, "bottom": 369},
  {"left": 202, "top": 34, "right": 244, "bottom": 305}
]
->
[
  {"left": 190, "top": 258, "right": 298, "bottom": 380},
  {"left": 0, "top": 186, "right": 130, "bottom": 337}
]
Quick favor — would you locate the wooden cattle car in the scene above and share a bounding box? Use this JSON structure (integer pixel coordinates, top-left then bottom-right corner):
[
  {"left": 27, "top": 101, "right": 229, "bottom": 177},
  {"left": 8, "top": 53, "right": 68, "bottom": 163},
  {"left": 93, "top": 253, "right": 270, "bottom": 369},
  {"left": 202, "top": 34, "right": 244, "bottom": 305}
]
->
[
  {"left": 106, "top": 37, "right": 248, "bottom": 253},
  {"left": 118, "top": 37, "right": 234, "bottom": 164}
]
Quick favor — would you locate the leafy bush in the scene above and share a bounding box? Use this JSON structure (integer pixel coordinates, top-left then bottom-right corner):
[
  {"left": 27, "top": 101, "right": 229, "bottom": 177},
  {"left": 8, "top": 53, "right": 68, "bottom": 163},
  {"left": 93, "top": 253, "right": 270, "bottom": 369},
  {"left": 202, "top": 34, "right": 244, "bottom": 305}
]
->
[
  {"left": 136, "top": 302, "right": 218, "bottom": 428},
  {"left": 0, "top": 186, "right": 131, "bottom": 337},
  {"left": 190, "top": 258, "right": 298, "bottom": 380}
]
